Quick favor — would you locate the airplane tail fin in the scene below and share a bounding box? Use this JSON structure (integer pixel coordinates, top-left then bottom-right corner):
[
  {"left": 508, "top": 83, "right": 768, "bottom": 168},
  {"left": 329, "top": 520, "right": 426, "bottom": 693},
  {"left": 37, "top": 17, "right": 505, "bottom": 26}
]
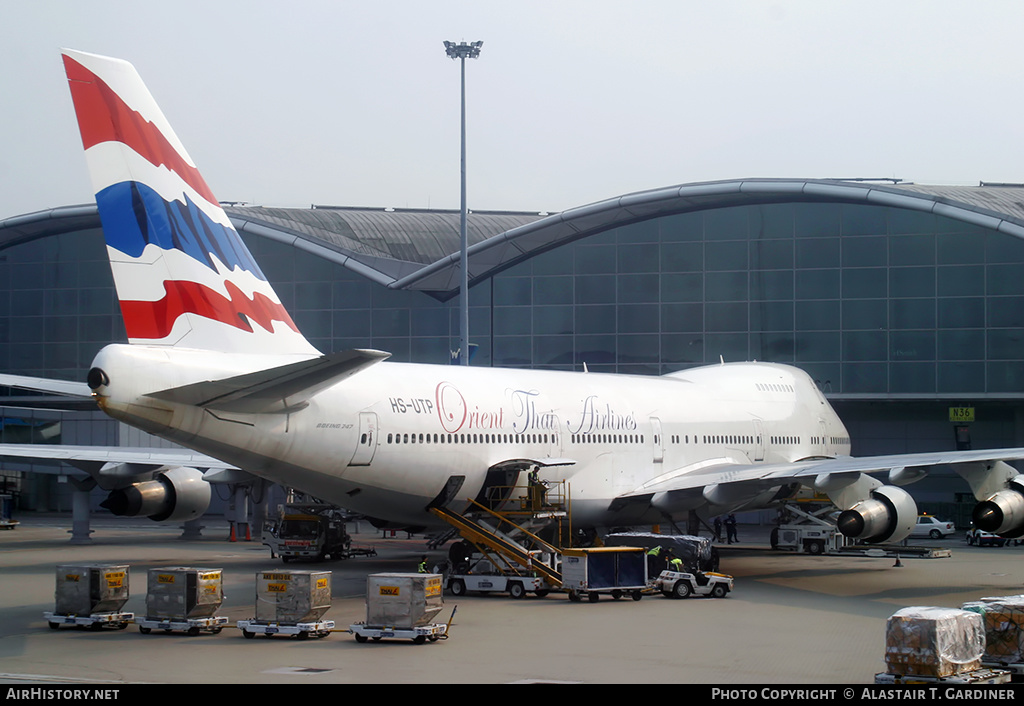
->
[{"left": 61, "top": 49, "right": 317, "bottom": 356}]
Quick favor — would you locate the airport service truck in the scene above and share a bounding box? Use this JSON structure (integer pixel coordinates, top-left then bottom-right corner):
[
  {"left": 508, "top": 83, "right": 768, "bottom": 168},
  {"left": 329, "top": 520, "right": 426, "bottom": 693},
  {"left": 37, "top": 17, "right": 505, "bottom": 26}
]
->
[{"left": 264, "top": 505, "right": 367, "bottom": 562}]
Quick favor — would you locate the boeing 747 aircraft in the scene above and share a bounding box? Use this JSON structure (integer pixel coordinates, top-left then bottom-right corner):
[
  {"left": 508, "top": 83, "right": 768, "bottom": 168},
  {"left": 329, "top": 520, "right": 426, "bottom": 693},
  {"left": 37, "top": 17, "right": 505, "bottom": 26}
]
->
[{"left": 3, "top": 49, "right": 1024, "bottom": 544}]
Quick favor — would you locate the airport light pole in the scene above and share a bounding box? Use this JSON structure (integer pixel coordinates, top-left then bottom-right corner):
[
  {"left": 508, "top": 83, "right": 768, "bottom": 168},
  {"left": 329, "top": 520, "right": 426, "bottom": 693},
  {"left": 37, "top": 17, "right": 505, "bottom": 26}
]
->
[{"left": 444, "top": 40, "right": 482, "bottom": 365}]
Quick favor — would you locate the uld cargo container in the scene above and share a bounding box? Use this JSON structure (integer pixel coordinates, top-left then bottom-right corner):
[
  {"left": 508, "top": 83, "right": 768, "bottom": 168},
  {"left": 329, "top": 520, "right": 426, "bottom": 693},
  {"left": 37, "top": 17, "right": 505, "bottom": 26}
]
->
[
  {"left": 145, "top": 567, "right": 223, "bottom": 620},
  {"left": 54, "top": 564, "right": 129, "bottom": 615},
  {"left": 255, "top": 570, "right": 332, "bottom": 623},
  {"left": 366, "top": 573, "right": 443, "bottom": 629}
]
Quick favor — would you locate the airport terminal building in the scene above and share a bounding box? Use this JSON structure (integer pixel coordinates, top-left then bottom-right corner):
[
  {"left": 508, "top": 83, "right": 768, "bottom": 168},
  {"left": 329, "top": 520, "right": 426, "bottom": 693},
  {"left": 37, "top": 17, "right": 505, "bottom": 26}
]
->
[{"left": 4, "top": 177, "right": 1024, "bottom": 517}]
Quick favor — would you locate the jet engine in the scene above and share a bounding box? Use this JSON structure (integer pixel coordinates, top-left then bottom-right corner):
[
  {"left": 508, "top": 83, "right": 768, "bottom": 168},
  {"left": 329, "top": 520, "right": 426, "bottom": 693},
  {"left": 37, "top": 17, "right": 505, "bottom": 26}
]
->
[
  {"left": 100, "top": 466, "right": 210, "bottom": 522},
  {"left": 972, "top": 476, "right": 1024, "bottom": 538},
  {"left": 831, "top": 483, "right": 917, "bottom": 544}
]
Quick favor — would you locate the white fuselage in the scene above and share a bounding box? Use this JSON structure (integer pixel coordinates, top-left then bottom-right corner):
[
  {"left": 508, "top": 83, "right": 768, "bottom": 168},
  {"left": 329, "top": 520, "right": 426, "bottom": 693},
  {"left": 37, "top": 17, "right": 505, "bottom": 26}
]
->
[{"left": 91, "top": 344, "right": 851, "bottom": 528}]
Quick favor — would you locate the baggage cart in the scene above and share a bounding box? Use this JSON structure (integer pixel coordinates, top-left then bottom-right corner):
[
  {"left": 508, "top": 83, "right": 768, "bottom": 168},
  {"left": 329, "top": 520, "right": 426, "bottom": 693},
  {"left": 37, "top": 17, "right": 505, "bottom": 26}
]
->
[
  {"left": 349, "top": 621, "right": 447, "bottom": 644},
  {"left": 137, "top": 615, "right": 228, "bottom": 635},
  {"left": 560, "top": 546, "right": 647, "bottom": 602},
  {"left": 237, "top": 618, "right": 334, "bottom": 639},
  {"left": 44, "top": 611, "right": 133, "bottom": 630}
]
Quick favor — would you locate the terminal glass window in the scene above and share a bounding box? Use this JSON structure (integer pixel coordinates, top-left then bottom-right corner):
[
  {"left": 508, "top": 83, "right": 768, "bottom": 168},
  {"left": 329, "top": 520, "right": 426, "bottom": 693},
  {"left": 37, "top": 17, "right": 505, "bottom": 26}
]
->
[{"left": 482, "top": 202, "right": 1024, "bottom": 394}]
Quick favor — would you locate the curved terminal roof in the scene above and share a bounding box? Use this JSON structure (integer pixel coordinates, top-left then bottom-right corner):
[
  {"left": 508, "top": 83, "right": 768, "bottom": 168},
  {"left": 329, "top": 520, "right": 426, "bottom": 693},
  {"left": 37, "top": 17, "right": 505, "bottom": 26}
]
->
[
  {"left": 4, "top": 179, "right": 1024, "bottom": 299},
  {"left": 397, "top": 178, "right": 1024, "bottom": 296}
]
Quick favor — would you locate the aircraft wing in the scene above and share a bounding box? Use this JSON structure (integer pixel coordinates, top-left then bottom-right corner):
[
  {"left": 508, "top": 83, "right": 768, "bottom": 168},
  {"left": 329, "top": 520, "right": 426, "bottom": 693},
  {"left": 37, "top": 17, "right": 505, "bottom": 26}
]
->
[
  {"left": 0, "top": 443, "right": 238, "bottom": 472},
  {"left": 625, "top": 447, "right": 1024, "bottom": 497}
]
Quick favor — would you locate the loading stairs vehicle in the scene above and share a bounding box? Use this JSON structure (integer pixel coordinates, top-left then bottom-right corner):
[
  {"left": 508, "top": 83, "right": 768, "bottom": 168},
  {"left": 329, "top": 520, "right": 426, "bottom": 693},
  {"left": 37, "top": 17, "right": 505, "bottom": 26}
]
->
[{"left": 430, "top": 481, "right": 569, "bottom": 597}]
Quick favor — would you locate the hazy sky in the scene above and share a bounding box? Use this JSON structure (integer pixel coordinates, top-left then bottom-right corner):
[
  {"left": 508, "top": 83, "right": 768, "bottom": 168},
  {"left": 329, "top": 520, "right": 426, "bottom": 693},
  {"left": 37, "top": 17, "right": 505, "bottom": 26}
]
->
[{"left": 2, "top": 1, "right": 1023, "bottom": 221}]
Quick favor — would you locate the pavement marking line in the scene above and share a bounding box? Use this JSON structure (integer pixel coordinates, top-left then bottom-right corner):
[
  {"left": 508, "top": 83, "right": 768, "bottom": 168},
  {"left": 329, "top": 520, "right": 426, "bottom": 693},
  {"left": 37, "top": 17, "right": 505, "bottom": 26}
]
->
[{"left": 0, "top": 673, "right": 135, "bottom": 684}]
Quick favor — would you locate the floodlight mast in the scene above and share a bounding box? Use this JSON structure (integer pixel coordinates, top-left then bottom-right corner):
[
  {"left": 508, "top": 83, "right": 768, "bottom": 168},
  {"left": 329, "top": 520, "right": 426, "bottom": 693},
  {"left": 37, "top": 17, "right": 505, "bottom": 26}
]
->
[{"left": 444, "top": 40, "right": 483, "bottom": 365}]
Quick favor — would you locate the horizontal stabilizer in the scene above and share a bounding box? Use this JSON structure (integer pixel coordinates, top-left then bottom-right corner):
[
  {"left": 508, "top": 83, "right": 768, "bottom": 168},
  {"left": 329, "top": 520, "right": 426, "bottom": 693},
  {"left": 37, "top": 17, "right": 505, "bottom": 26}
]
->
[
  {"left": 146, "top": 349, "right": 390, "bottom": 413},
  {"left": 0, "top": 373, "right": 93, "bottom": 399}
]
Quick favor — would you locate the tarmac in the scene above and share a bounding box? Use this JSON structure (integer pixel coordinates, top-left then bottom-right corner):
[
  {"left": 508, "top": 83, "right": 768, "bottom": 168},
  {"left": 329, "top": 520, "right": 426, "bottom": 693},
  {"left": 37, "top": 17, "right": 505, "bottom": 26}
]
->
[{"left": 2, "top": 513, "right": 1023, "bottom": 685}]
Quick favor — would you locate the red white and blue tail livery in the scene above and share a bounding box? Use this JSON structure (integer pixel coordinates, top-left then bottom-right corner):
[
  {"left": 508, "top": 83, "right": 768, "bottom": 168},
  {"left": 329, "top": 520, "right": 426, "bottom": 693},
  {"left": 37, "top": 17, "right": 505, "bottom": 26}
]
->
[{"left": 62, "top": 49, "right": 316, "bottom": 356}]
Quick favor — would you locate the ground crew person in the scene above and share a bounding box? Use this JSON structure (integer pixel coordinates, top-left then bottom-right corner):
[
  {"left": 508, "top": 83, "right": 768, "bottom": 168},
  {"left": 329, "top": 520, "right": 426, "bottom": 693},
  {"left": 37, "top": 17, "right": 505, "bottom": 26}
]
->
[
  {"left": 528, "top": 465, "right": 546, "bottom": 509},
  {"left": 725, "top": 513, "right": 738, "bottom": 544},
  {"left": 646, "top": 545, "right": 663, "bottom": 578},
  {"left": 418, "top": 555, "right": 429, "bottom": 573},
  {"left": 668, "top": 553, "right": 684, "bottom": 573}
]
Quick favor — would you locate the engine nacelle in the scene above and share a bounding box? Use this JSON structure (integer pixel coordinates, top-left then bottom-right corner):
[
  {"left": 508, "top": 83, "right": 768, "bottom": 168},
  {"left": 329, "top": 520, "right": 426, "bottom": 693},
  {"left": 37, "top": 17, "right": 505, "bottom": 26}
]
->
[
  {"left": 100, "top": 466, "right": 210, "bottom": 522},
  {"left": 836, "top": 485, "right": 917, "bottom": 544},
  {"left": 973, "top": 476, "right": 1024, "bottom": 537}
]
